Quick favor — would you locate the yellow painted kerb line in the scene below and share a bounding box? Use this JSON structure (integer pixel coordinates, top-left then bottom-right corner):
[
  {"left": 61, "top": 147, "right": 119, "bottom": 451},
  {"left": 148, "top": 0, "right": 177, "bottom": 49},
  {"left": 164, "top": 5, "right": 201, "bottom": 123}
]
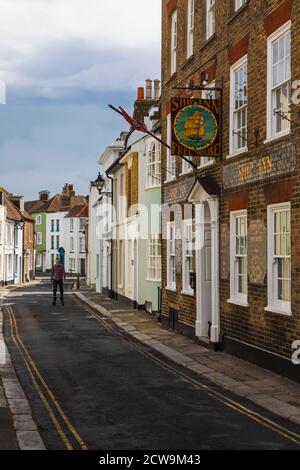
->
[
  {"left": 7, "top": 305, "right": 87, "bottom": 450},
  {"left": 73, "top": 295, "right": 300, "bottom": 447},
  {"left": 7, "top": 308, "right": 74, "bottom": 450}
]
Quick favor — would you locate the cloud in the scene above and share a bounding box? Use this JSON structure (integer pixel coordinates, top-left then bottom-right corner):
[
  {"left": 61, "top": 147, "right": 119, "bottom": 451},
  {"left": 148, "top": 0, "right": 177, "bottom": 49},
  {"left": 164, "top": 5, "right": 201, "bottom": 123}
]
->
[
  {"left": 0, "top": 0, "right": 161, "bottom": 199},
  {"left": 0, "top": 0, "right": 161, "bottom": 91},
  {"left": 5, "top": 41, "right": 160, "bottom": 102}
]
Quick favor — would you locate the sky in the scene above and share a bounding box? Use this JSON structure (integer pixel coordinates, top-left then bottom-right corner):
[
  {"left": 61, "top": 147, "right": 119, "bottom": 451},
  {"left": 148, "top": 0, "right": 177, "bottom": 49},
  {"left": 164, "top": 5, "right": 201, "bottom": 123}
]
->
[{"left": 0, "top": 0, "right": 161, "bottom": 200}]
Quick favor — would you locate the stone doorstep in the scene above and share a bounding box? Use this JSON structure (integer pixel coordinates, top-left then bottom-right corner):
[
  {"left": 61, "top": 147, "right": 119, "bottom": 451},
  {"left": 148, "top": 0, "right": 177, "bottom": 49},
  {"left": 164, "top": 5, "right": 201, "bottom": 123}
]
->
[{"left": 74, "top": 291, "right": 300, "bottom": 428}]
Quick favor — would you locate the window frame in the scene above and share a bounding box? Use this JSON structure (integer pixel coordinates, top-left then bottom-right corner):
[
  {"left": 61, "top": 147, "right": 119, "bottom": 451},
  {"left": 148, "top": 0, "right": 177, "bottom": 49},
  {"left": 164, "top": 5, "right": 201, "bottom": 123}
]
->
[
  {"left": 229, "top": 55, "right": 248, "bottom": 157},
  {"left": 228, "top": 210, "right": 248, "bottom": 306},
  {"left": 36, "top": 232, "right": 42, "bottom": 246},
  {"left": 170, "top": 10, "right": 178, "bottom": 75},
  {"left": 266, "top": 21, "right": 291, "bottom": 142},
  {"left": 235, "top": 0, "right": 247, "bottom": 12},
  {"left": 182, "top": 219, "right": 194, "bottom": 296},
  {"left": 147, "top": 233, "right": 162, "bottom": 282},
  {"left": 187, "top": 0, "right": 195, "bottom": 58},
  {"left": 166, "top": 114, "right": 176, "bottom": 181},
  {"left": 167, "top": 221, "right": 176, "bottom": 290},
  {"left": 146, "top": 140, "right": 161, "bottom": 188},
  {"left": 206, "top": 0, "right": 216, "bottom": 40},
  {"left": 265, "top": 202, "right": 292, "bottom": 316}
]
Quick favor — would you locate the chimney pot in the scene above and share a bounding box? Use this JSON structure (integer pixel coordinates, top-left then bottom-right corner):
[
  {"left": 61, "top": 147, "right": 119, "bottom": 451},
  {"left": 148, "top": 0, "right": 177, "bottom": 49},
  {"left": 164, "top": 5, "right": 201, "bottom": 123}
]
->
[
  {"left": 145, "top": 79, "right": 152, "bottom": 99},
  {"left": 137, "top": 87, "right": 144, "bottom": 100},
  {"left": 153, "top": 79, "right": 160, "bottom": 100},
  {"left": 39, "top": 190, "right": 50, "bottom": 201}
]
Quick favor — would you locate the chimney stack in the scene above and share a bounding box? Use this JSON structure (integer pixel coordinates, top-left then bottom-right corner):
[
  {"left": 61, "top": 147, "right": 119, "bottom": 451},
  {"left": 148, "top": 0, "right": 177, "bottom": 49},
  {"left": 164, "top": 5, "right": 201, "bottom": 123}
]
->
[
  {"left": 145, "top": 79, "right": 152, "bottom": 99},
  {"left": 68, "top": 184, "right": 75, "bottom": 197},
  {"left": 39, "top": 190, "right": 50, "bottom": 201},
  {"left": 153, "top": 79, "right": 160, "bottom": 100},
  {"left": 137, "top": 87, "right": 144, "bottom": 100}
]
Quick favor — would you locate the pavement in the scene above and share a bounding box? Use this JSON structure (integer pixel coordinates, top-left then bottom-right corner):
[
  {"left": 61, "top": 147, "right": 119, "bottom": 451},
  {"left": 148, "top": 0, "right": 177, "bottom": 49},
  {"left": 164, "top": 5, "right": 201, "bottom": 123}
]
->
[
  {"left": 74, "top": 289, "right": 300, "bottom": 428},
  {"left": 0, "top": 280, "right": 300, "bottom": 450}
]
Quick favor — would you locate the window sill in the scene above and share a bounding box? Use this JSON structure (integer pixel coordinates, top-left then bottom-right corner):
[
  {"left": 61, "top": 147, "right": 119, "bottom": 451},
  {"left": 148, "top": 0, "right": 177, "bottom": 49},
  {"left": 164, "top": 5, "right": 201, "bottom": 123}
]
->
[
  {"left": 145, "top": 185, "right": 161, "bottom": 191},
  {"left": 179, "top": 169, "right": 194, "bottom": 177},
  {"left": 264, "top": 305, "right": 292, "bottom": 316},
  {"left": 227, "top": 298, "right": 249, "bottom": 308},
  {"left": 227, "top": 2, "right": 249, "bottom": 24},
  {"left": 200, "top": 34, "right": 216, "bottom": 52},
  {"left": 147, "top": 278, "right": 161, "bottom": 283},
  {"left": 180, "top": 54, "right": 195, "bottom": 71},
  {"left": 166, "top": 285, "right": 177, "bottom": 292},
  {"left": 264, "top": 130, "right": 291, "bottom": 145},
  {"left": 197, "top": 160, "right": 215, "bottom": 169},
  {"left": 164, "top": 72, "right": 177, "bottom": 87},
  {"left": 164, "top": 178, "right": 176, "bottom": 185},
  {"left": 226, "top": 148, "right": 248, "bottom": 160},
  {"left": 181, "top": 289, "right": 194, "bottom": 297}
]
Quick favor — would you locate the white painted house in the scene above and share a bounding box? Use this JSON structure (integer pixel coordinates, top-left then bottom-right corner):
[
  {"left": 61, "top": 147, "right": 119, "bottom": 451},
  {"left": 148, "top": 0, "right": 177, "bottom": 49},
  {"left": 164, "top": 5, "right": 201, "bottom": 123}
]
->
[
  {"left": 26, "top": 184, "right": 88, "bottom": 274},
  {"left": 87, "top": 132, "right": 127, "bottom": 294},
  {"left": 2, "top": 191, "right": 24, "bottom": 285},
  {"left": 0, "top": 192, "right": 5, "bottom": 285}
]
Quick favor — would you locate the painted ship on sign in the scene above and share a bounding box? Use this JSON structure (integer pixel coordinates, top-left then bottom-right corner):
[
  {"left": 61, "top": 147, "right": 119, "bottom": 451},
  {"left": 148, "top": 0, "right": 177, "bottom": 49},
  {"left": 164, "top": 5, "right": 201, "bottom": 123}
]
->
[{"left": 184, "top": 111, "right": 205, "bottom": 140}]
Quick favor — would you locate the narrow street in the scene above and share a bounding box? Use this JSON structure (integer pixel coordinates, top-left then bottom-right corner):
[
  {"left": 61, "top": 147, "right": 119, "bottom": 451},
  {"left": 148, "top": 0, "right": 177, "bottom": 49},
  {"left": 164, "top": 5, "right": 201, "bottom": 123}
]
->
[{"left": 2, "top": 281, "right": 300, "bottom": 450}]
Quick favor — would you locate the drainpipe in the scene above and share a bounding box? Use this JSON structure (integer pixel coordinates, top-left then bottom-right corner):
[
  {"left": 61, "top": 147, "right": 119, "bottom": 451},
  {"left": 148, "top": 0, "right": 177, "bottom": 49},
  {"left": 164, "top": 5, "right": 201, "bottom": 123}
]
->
[{"left": 105, "top": 171, "right": 114, "bottom": 299}]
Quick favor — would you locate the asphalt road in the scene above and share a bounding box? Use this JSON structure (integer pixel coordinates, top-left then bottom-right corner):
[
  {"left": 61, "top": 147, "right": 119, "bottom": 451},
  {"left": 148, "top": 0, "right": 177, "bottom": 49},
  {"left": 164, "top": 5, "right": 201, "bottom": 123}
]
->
[{"left": 2, "top": 281, "right": 300, "bottom": 450}]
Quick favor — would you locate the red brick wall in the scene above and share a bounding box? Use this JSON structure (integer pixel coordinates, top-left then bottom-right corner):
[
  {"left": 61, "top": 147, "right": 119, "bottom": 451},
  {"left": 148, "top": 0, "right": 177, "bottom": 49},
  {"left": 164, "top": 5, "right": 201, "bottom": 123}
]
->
[{"left": 161, "top": 0, "right": 300, "bottom": 358}]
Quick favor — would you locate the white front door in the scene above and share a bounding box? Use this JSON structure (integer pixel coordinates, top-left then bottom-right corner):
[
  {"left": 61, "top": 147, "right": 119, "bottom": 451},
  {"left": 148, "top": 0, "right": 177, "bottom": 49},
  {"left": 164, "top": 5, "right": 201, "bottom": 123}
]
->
[
  {"left": 195, "top": 197, "right": 220, "bottom": 344},
  {"left": 200, "top": 223, "right": 212, "bottom": 337}
]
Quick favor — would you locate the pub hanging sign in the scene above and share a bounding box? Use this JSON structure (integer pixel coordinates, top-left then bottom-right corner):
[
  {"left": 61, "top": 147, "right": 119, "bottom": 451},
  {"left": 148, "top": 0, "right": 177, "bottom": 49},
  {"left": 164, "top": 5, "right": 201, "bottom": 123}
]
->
[{"left": 171, "top": 97, "right": 221, "bottom": 157}]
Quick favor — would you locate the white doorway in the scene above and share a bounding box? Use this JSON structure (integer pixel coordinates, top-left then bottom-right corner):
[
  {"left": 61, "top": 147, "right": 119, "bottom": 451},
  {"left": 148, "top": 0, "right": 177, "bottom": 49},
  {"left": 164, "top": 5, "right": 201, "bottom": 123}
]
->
[
  {"left": 200, "top": 202, "right": 212, "bottom": 338},
  {"left": 188, "top": 179, "right": 220, "bottom": 344}
]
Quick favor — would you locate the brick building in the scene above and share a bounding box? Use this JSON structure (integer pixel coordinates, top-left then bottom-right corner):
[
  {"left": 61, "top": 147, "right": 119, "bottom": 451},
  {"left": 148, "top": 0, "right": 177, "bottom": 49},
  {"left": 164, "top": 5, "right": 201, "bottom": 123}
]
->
[{"left": 161, "top": 0, "right": 300, "bottom": 381}]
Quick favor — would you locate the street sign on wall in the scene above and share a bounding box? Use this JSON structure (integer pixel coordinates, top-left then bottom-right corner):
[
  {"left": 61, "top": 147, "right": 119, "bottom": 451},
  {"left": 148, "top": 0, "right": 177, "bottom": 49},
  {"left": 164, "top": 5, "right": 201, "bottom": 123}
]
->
[{"left": 171, "top": 97, "right": 221, "bottom": 157}]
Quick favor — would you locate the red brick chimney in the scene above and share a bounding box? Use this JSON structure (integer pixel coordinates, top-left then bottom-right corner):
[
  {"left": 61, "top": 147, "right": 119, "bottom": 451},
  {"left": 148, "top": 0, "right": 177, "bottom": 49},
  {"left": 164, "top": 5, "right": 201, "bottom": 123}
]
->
[
  {"left": 39, "top": 190, "right": 50, "bottom": 201},
  {"left": 137, "top": 87, "right": 144, "bottom": 100}
]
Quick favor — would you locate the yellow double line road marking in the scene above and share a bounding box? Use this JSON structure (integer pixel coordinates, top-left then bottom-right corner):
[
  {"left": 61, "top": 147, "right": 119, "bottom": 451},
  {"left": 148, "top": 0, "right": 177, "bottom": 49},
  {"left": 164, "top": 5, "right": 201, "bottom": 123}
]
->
[
  {"left": 7, "top": 305, "right": 87, "bottom": 451},
  {"left": 74, "top": 295, "right": 300, "bottom": 447}
]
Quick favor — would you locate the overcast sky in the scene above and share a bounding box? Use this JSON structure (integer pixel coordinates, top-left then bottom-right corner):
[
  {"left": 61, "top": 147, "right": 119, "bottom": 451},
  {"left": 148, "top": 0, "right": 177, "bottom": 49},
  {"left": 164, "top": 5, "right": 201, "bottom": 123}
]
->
[{"left": 0, "top": 0, "right": 161, "bottom": 200}]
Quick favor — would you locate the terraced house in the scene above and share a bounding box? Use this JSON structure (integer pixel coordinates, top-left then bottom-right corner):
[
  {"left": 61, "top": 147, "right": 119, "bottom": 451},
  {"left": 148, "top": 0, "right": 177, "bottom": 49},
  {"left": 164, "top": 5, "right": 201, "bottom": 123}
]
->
[
  {"left": 108, "top": 81, "right": 162, "bottom": 312},
  {"left": 26, "top": 184, "right": 88, "bottom": 274},
  {"left": 161, "top": 0, "right": 300, "bottom": 381}
]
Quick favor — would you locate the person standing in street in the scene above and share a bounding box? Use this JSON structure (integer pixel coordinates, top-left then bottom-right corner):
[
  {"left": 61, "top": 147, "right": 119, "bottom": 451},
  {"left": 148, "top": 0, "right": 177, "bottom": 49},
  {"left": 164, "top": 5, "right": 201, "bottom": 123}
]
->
[{"left": 51, "top": 258, "right": 66, "bottom": 306}]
